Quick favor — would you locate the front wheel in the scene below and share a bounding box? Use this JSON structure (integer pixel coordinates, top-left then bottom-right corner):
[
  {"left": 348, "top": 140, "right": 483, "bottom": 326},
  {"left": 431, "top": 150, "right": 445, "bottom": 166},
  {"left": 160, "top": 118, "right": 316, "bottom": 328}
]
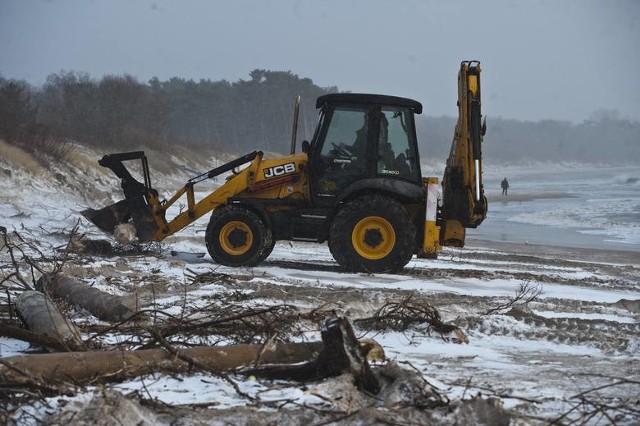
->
[
  {"left": 205, "top": 206, "right": 272, "bottom": 267},
  {"left": 328, "top": 195, "right": 416, "bottom": 273}
]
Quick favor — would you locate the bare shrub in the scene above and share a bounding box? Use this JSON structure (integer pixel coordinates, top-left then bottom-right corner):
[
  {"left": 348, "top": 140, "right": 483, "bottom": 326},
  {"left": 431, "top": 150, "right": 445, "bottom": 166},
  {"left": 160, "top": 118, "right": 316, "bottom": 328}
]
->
[
  {"left": 483, "top": 280, "right": 542, "bottom": 316},
  {"left": 355, "top": 294, "right": 469, "bottom": 343}
]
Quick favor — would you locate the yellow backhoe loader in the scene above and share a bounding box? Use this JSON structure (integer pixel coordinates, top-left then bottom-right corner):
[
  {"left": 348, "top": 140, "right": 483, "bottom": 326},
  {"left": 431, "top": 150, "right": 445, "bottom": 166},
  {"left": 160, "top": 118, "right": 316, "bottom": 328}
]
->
[{"left": 82, "top": 61, "right": 487, "bottom": 273}]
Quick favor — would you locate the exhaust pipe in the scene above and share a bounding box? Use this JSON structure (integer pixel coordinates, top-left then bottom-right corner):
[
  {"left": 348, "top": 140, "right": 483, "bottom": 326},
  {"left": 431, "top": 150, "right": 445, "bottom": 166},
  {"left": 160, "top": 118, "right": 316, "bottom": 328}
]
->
[{"left": 290, "top": 95, "right": 301, "bottom": 155}]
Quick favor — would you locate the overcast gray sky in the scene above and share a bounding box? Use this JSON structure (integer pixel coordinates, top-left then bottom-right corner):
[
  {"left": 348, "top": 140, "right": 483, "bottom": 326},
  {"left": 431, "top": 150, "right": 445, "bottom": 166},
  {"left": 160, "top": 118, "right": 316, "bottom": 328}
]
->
[{"left": 1, "top": 0, "right": 639, "bottom": 123}]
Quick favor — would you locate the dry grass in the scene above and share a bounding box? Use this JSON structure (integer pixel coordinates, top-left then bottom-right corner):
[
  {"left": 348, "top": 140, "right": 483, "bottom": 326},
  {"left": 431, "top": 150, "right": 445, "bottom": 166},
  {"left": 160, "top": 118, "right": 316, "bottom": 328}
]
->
[
  {"left": 62, "top": 144, "right": 110, "bottom": 176},
  {"left": 140, "top": 148, "right": 179, "bottom": 175},
  {"left": 0, "top": 139, "right": 42, "bottom": 175},
  {"left": 0, "top": 137, "right": 221, "bottom": 188},
  {"left": 135, "top": 144, "right": 218, "bottom": 176}
]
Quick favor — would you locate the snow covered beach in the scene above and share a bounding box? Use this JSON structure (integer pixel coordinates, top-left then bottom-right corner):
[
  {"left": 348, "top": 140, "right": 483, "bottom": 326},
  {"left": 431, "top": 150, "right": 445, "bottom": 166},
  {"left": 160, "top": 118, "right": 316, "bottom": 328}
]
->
[{"left": 1, "top": 148, "right": 638, "bottom": 424}]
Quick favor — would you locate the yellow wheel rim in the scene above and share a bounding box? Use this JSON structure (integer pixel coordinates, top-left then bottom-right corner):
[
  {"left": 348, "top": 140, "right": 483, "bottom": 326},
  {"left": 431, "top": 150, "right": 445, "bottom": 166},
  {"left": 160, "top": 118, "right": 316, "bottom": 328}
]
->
[
  {"left": 352, "top": 216, "right": 396, "bottom": 260},
  {"left": 219, "top": 221, "right": 253, "bottom": 256}
]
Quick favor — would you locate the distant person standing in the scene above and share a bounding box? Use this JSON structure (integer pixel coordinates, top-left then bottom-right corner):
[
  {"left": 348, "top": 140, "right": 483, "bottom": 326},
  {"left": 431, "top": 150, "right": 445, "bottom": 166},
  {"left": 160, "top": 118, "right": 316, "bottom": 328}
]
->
[{"left": 501, "top": 178, "right": 509, "bottom": 196}]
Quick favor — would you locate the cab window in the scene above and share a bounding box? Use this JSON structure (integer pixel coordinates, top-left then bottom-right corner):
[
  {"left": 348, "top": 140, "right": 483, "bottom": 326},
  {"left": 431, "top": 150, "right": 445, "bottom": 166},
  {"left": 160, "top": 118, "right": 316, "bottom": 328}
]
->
[
  {"left": 311, "top": 106, "right": 370, "bottom": 199},
  {"left": 320, "top": 107, "right": 368, "bottom": 166}
]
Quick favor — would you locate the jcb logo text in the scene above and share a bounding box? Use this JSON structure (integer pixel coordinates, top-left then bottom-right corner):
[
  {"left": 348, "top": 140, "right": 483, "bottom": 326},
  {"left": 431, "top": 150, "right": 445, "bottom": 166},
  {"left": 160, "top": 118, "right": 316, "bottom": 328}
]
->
[{"left": 264, "top": 162, "right": 296, "bottom": 178}]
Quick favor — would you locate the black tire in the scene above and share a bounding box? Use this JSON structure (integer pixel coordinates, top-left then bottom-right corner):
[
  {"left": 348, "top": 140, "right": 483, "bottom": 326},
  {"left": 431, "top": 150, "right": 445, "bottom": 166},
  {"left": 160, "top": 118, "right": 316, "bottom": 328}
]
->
[
  {"left": 205, "top": 206, "right": 272, "bottom": 267},
  {"left": 251, "top": 238, "right": 276, "bottom": 266},
  {"left": 328, "top": 195, "right": 416, "bottom": 273}
]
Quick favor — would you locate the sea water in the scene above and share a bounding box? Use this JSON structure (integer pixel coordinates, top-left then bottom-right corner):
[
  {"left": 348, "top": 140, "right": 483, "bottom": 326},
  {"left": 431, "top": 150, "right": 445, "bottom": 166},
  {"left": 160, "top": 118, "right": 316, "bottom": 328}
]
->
[{"left": 472, "top": 164, "right": 640, "bottom": 253}]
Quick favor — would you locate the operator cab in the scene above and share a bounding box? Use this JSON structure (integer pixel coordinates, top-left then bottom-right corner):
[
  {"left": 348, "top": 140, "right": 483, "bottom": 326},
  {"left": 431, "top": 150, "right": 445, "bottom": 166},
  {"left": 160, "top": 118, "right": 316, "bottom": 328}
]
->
[{"left": 308, "top": 94, "right": 423, "bottom": 207}]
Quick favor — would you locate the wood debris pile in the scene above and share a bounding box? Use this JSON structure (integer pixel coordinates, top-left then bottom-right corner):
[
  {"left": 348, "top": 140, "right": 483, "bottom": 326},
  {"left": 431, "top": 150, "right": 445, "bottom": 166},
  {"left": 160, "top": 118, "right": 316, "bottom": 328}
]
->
[{"left": 0, "top": 227, "right": 513, "bottom": 425}]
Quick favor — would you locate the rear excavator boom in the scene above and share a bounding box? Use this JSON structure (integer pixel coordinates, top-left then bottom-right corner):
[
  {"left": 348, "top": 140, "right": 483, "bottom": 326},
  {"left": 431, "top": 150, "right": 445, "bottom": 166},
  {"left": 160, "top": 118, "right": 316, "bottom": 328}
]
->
[{"left": 439, "top": 61, "right": 487, "bottom": 246}]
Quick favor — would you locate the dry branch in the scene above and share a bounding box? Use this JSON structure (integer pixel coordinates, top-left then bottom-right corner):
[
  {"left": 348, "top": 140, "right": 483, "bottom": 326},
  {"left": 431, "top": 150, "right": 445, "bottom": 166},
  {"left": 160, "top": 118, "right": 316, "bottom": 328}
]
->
[
  {"left": 15, "top": 290, "right": 83, "bottom": 351},
  {"left": 0, "top": 227, "right": 33, "bottom": 290},
  {"left": 483, "top": 280, "right": 542, "bottom": 316},
  {"left": 152, "top": 304, "right": 303, "bottom": 344},
  {"left": 1, "top": 224, "right": 80, "bottom": 291},
  {"left": 36, "top": 273, "right": 138, "bottom": 322},
  {"left": 355, "top": 295, "right": 468, "bottom": 343}
]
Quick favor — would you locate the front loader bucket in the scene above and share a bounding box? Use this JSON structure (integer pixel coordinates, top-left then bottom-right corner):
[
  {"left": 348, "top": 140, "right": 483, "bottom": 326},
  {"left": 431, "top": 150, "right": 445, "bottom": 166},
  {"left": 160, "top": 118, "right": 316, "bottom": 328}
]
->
[
  {"left": 82, "top": 151, "right": 161, "bottom": 243},
  {"left": 82, "top": 199, "right": 131, "bottom": 234},
  {"left": 81, "top": 197, "right": 158, "bottom": 242}
]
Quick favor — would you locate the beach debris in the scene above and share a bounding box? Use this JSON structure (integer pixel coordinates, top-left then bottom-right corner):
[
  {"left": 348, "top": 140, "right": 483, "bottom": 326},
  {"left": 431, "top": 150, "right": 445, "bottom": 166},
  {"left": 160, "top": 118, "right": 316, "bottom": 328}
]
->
[
  {"left": 238, "top": 317, "right": 381, "bottom": 394},
  {"left": 36, "top": 273, "right": 139, "bottom": 322},
  {"left": 45, "top": 389, "right": 157, "bottom": 426},
  {"left": 0, "top": 317, "right": 383, "bottom": 391},
  {"left": 114, "top": 223, "right": 137, "bottom": 244},
  {"left": 378, "top": 361, "right": 449, "bottom": 409},
  {"left": 67, "top": 236, "right": 113, "bottom": 255},
  {"left": 0, "top": 338, "right": 324, "bottom": 387},
  {"left": 355, "top": 295, "right": 469, "bottom": 343},
  {"left": 15, "top": 290, "right": 84, "bottom": 351}
]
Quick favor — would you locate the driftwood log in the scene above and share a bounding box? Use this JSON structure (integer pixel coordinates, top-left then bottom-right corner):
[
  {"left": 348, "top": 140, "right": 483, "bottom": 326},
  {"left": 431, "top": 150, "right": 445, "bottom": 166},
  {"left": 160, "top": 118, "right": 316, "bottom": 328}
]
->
[
  {"left": 15, "top": 290, "right": 84, "bottom": 351},
  {"left": 36, "top": 273, "right": 138, "bottom": 322},
  {"left": 0, "top": 318, "right": 378, "bottom": 392},
  {"left": 0, "top": 340, "right": 323, "bottom": 387}
]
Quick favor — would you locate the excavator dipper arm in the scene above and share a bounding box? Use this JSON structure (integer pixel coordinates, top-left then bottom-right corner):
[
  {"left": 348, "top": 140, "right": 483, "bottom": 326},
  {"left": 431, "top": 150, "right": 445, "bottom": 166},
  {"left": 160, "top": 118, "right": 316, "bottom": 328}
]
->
[{"left": 439, "top": 61, "right": 488, "bottom": 247}]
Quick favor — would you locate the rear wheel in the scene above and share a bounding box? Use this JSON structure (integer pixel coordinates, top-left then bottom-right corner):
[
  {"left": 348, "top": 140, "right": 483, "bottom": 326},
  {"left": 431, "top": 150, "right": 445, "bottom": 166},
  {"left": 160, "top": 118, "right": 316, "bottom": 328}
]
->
[
  {"left": 252, "top": 238, "right": 276, "bottom": 266},
  {"left": 205, "top": 206, "right": 272, "bottom": 267},
  {"left": 328, "top": 195, "right": 416, "bottom": 273}
]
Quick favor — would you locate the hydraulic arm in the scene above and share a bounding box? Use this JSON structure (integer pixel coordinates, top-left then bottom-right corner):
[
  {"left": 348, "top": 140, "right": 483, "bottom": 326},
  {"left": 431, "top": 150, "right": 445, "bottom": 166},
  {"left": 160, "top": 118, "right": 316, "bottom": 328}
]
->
[
  {"left": 439, "top": 61, "right": 488, "bottom": 246},
  {"left": 82, "top": 151, "right": 264, "bottom": 242}
]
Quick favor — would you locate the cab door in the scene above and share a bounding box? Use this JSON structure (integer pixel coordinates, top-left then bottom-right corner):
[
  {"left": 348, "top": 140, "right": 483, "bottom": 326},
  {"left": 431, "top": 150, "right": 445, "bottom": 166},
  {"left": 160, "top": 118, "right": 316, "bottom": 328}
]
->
[
  {"left": 309, "top": 104, "right": 375, "bottom": 207},
  {"left": 376, "top": 107, "right": 422, "bottom": 183}
]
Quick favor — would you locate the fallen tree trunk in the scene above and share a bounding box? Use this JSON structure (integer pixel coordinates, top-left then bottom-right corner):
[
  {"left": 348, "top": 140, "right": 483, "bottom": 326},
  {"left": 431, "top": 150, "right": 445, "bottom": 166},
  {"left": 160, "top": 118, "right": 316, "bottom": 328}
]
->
[
  {"left": 15, "top": 290, "right": 84, "bottom": 351},
  {"left": 0, "top": 318, "right": 379, "bottom": 391},
  {"left": 0, "top": 340, "right": 323, "bottom": 387},
  {"left": 36, "top": 273, "right": 138, "bottom": 322}
]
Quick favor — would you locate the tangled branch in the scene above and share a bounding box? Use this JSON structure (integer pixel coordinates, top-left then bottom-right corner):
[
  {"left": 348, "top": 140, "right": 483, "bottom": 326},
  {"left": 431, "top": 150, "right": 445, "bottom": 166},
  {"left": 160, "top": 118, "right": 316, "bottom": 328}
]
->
[
  {"left": 355, "top": 295, "right": 467, "bottom": 342},
  {"left": 483, "top": 280, "right": 542, "bottom": 316},
  {"left": 551, "top": 376, "right": 640, "bottom": 425},
  {"left": 1, "top": 223, "right": 85, "bottom": 291}
]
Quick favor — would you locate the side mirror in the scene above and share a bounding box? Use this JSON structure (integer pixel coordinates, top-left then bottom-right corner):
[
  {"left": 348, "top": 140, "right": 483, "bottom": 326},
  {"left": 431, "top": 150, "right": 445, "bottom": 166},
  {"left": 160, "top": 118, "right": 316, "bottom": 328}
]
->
[{"left": 302, "top": 140, "right": 310, "bottom": 153}]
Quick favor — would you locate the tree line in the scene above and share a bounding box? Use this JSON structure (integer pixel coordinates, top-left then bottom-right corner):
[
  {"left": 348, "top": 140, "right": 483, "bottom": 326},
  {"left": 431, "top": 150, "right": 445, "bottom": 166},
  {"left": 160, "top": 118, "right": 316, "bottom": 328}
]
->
[
  {"left": 0, "top": 70, "right": 335, "bottom": 157},
  {"left": 1, "top": 71, "right": 637, "bottom": 164},
  {"left": 419, "top": 110, "right": 639, "bottom": 164}
]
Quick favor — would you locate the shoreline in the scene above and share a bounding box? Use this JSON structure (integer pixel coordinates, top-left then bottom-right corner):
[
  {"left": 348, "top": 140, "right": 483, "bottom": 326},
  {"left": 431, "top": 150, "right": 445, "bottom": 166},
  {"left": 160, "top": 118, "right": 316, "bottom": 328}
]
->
[
  {"left": 465, "top": 237, "right": 640, "bottom": 265},
  {"left": 485, "top": 192, "right": 575, "bottom": 202}
]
